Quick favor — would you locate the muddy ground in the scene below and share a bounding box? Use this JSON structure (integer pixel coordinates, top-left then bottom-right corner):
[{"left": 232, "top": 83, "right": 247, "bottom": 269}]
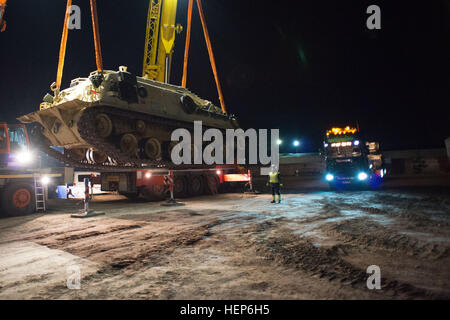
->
[{"left": 0, "top": 185, "right": 449, "bottom": 299}]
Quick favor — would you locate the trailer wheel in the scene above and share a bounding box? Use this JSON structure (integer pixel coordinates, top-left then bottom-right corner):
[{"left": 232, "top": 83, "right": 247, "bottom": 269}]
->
[
  {"left": 173, "top": 176, "right": 188, "bottom": 198},
  {"left": 188, "top": 175, "right": 205, "bottom": 196},
  {"left": 119, "top": 192, "right": 140, "bottom": 201},
  {"left": 1, "top": 183, "right": 36, "bottom": 217},
  {"left": 153, "top": 184, "right": 167, "bottom": 200},
  {"left": 205, "top": 175, "right": 220, "bottom": 195},
  {"left": 140, "top": 185, "right": 165, "bottom": 201}
]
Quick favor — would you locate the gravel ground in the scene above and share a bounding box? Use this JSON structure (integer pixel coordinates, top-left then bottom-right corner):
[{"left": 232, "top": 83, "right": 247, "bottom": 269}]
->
[{"left": 0, "top": 186, "right": 449, "bottom": 299}]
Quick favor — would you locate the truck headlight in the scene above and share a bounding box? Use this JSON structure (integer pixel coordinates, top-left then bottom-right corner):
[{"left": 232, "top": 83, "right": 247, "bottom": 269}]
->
[
  {"left": 325, "top": 173, "right": 334, "bottom": 181},
  {"left": 358, "top": 172, "right": 368, "bottom": 181},
  {"left": 41, "top": 176, "right": 51, "bottom": 185},
  {"left": 16, "top": 151, "right": 34, "bottom": 165}
]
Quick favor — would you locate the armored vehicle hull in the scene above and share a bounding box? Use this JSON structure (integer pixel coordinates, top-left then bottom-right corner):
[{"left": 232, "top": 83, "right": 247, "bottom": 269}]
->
[{"left": 19, "top": 67, "right": 239, "bottom": 169}]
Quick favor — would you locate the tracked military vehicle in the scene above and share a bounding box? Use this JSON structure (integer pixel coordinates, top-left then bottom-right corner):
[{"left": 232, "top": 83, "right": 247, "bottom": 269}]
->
[{"left": 19, "top": 67, "right": 239, "bottom": 169}]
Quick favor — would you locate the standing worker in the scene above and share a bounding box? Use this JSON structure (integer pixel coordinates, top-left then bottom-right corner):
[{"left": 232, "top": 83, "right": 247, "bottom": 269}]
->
[{"left": 267, "top": 165, "right": 282, "bottom": 203}]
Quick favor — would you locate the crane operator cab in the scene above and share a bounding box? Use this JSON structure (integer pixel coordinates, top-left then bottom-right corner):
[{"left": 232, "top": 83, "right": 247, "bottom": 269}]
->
[{"left": 0, "top": 123, "right": 33, "bottom": 167}]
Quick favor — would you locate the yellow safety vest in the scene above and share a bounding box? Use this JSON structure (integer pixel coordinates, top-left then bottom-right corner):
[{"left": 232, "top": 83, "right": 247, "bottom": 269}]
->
[{"left": 269, "top": 172, "right": 279, "bottom": 183}]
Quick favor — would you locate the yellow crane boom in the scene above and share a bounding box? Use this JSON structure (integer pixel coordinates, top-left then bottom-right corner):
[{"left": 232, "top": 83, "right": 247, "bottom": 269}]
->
[
  {"left": 143, "top": 0, "right": 227, "bottom": 113},
  {"left": 142, "top": 0, "right": 181, "bottom": 83}
]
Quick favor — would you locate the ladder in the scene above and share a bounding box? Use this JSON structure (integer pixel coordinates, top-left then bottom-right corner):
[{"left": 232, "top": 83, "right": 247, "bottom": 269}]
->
[{"left": 34, "top": 176, "right": 46, "bottom": 212}]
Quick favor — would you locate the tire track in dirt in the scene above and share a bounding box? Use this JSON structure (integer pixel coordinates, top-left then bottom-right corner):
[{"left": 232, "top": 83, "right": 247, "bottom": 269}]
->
[
  {"left": 27, "top": 215, "right": 218, "bottom": 271},
  {"left": 308, "top": 194, "right": 450, "bottom": 298},
  {"left": 351, "top": 202, "right": 448, "bottom": 229},
  {"left": 321, "top": 219, "right": 450, "bottom": 260},
  {"left": 250, "top": 222, "right": 447, "bottom": 299},
  {"left": 315, "top": 196, "right": 450, "bottom": 260},
  {"left": 370, "top": 193, "right": 450, "bottom": 226}
]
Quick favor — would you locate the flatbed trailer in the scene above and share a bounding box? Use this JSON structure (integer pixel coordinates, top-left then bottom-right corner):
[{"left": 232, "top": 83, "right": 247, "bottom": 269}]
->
[{"left": 93, "top": 165, "right": 252, "bottom": 200}]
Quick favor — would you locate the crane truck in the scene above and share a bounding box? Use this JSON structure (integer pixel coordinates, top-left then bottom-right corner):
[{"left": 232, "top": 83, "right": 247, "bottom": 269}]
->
[
  {"left": 4, "top": 0, "right": 250, "bottom": 209},
  {"left": 95, "top": 0, "right": 251, "bottom": 199},
  {"left": 19, "top": 0, "right": 251, "bottom": 203},
  {"left": 0, "top": 122, "right": 62, "bottom": 216}
]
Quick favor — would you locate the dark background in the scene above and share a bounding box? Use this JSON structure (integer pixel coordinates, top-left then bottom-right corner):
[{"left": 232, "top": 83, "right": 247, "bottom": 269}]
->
[{"left": 0, "top": 0, "right": 448, "bottom": 153}]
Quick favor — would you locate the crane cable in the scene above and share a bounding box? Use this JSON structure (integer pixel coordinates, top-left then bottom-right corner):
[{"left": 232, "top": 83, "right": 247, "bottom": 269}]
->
[
  {"left": 183, "top": 0, "right": 227, "bottom": 114},
  {"left": 90, "top": 0, "right": 103, "bottom": 72},
  {"left": 55, "top": 0, "right": 72, "bottom": 90},
  {"left": 55, "top": 0, "right": 103, "bottom": 92},
  {"left": 0, "top": 0, "right": 7, "bottom": 32},
  {"left": 181, "top": 0, "right": 193, "bottom": 88},
  {"left": 196, "top": 0, "right": 227, "bottom": 114}
]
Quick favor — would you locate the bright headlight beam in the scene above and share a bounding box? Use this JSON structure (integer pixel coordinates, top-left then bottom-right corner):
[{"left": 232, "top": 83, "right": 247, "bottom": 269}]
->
[
  {"left": 358, "top": 172, "right": 368, "bottom": 181},
  {"left": 325, "top": 173, "right": 334, "bottom": 181},
  {"left": 16, "top": 151, "right": 34, "bottom": 164},
  {"left": 41, "top": 176, "right": 50, "bottom": 185}
]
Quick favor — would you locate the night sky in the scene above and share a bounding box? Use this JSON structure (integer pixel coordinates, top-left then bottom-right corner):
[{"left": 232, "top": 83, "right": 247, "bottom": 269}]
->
[{"left": 0, "top": 0, "right": 448, "bottom": 153}]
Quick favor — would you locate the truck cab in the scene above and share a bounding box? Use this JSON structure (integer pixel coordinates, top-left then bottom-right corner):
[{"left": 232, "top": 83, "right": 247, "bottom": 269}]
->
[
  {"left": 323, "top": 127, "right": 385, "bottom": 188},
  {"left": 0, "top": 123, "right": 37, "bottom": 216},
  {"left": 0, "top": 123, "right": 33, "bottom": 167}
]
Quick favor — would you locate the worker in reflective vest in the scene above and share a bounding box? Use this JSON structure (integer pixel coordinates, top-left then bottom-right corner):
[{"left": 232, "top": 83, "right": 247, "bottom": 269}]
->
[{"left": 267, "top": 165, "right": 282, "bottom": 203}]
